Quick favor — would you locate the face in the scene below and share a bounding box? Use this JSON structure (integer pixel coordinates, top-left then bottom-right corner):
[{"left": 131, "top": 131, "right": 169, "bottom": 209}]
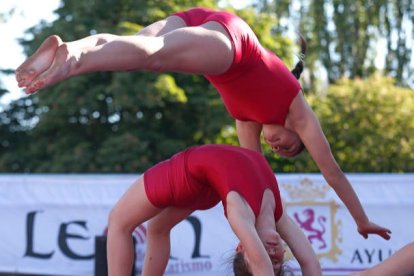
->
[
  {"left": 263, "top": 231, "right": 286, "bottom": 275},
  {"left": 262, "top": 124, "right": 303, "bottom": 157},
  {"left": 236, "top": 232, "right": 286, "bottom": 275}
]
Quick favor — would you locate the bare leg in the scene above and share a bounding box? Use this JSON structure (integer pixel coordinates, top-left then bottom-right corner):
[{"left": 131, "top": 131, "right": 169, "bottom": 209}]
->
[
  {"left": 107, "top": 176, "right": 162, "bottom": 276},
  {"left": 16, "top": 33, "right": 120, "bottom": 91},
  {"left": 24, "top": 16, "right": 234, "bottom": 94},
  {"left": 19, "top": 17, "right": 183, "bottom": 94},
  {"left": 137, "top": 17, "right": 186, "bottom": 37},
  {"left": 142, "top": 208, "right": 192, "bottom": 276},
  {"left": 355, "top": 242, "right": 414, "bottom": 276}
]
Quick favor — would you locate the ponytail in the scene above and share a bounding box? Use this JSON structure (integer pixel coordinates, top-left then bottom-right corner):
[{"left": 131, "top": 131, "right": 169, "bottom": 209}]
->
[{"left": 291, "top": 34, "right": 307, "bottom": 80}]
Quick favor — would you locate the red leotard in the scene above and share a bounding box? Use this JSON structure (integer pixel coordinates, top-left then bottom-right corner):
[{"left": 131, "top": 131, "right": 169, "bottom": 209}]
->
[
  {"left": 144, "top": 144, "right": 283, "bottom": 222},
  {"left": 173, "top": 8, "right": 301, "bottom": 125}
]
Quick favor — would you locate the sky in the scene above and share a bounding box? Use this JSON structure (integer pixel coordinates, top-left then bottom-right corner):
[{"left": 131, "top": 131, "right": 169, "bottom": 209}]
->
[
  {"left": 0, "top": 0, "right": 61, "bottom": 105},
  {"left": 0, "top": 0, "right": 250, "bottom": 106}
]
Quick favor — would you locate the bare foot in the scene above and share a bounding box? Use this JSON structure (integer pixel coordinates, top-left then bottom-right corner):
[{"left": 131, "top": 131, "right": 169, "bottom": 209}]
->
[
  {"left": 25, "top": 43, "right": 77, "bottom": 94},
  {"left": 16, "top": 35, "right": 62, "bottom": 88}
]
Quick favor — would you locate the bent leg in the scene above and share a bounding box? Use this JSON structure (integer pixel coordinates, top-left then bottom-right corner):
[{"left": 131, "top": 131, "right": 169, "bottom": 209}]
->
[
  {"left": 107, "top": 176, "right": 162, "bottom": 276},
  {"left": 142, "top": 208, "right": 193, "bottom": 276}
]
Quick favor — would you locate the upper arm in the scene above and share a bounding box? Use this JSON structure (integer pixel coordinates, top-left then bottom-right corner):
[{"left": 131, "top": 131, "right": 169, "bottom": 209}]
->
[
  {"left": 276, "top": 212, "right": 322, "bottom": 276},
  {"left": 236, "top": 120, "right": 263, "bottom": 152},
  {"left": 288, "top": 93, "right": 341, "bottom": 178},
  {"left": 226, "top": 192, "right": 273, "bottom": 275},
  {"left": 226, "top": 192, "right": 262, "bottom": 252}
]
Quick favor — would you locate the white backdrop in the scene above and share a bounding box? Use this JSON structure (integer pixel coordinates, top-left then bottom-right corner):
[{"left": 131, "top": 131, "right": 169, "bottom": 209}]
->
[{"left": 0, "top": 174, "right": 413, "bottom": 276}]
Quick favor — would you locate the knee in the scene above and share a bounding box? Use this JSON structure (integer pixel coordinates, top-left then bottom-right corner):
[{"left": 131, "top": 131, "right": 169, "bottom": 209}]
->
[
  {"left": 145, "top": 55, "right": 166, "bottom": 73},
  {"left": 107, "top": 206, "right": 132, "bottom": 234},
  {"left": 95, "top": 33, "right": 116, "bottom": 45},
  {"left": 107, "top": 207, "right": 119, "bottom": 231},
  {"left": 146, "top": 220, "right": 171, "bottom": 237},
  {"left": 142, "top": 38, "right": 169, "bottom": 72}
]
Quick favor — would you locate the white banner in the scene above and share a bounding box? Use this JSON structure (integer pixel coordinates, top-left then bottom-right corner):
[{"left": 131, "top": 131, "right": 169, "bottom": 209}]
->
[
  {"left": 0, "top": 174, "right": 413, "bottom": 275},
  {"left": 278, "top": 174, "right": 414, "bottom": 275}
]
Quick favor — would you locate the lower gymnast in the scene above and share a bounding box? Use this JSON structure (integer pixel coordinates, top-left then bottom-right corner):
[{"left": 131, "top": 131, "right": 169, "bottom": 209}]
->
[{"left": 106, "top": 144, "right": 322, "bottom": 276}]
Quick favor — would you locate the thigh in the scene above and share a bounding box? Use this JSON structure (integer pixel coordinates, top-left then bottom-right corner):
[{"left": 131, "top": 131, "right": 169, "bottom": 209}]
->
[
  {"left": 153, "top": 21, "right": 234, "bottom": 75},
  {"left": 147, "top": 207, "right": 193, "bottom": 232},
  {"left": 109, "top": 176, "right": 162, "bottom": 231},
  {"left": 137, "top": 16, "right": 187, "bottom": 37}
]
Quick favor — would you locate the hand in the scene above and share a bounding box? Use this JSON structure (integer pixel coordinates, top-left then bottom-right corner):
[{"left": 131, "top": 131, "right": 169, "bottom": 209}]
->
[{"left": 357, "top": 221, "right": 391, "bottom": 240}]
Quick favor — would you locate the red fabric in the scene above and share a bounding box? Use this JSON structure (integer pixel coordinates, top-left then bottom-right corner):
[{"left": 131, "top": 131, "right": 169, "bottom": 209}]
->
[
  {"left": 173, "top": 8, "right": 301, "bottom": 125},
  {"left": 144, "top": 144, "right": 283, "bottom": 222},
  {"left": 143, "top": 149, "right": 220, "bottom": 210}
]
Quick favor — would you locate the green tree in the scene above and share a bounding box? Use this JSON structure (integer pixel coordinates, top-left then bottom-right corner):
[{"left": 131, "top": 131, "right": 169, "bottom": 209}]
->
[
  {"left": 305, "top": 74, "right": 414, "bottom": 172},
  {"left": 1, "top": 6, "right": 16, "bottom": 97},
  {"left": 382, "top": 0, "right": 414, "bottom": 87},
  {"left": 0, "top": 97, "right": 34, "bottom": 172},
  {"left": 265, "top": 0, "right": 413, "bottom": 88}
]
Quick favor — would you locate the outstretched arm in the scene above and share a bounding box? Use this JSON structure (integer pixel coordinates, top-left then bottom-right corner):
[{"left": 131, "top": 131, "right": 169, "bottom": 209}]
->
[
  {"left": 142, "top": 208, "right": 193, "bottom": 276},
  {"left": 276, "top": 211, "right": 322, "bottom": 276},
  {"left": 288, "top": 92, "right": 391, "bottom": 240},
  {"left": 226, "top": 192, "right": 274, "bottom": 276}
]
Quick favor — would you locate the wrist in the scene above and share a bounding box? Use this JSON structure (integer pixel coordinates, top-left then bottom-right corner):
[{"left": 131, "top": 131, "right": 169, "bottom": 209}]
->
[{"left": 355, "top": 217, "right": 370, "bottom": 229}]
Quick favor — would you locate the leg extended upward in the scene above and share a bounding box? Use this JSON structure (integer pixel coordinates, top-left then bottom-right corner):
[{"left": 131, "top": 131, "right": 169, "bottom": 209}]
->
[{"left": 16, "top": 16, "right": 234, "bottom": 94}]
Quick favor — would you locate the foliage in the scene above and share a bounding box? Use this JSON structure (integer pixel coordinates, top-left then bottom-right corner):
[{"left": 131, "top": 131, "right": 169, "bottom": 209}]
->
[
  {"left": 305, "top": 74, "right": 414, "bottom": 172},
  {"left": 262, "top": 0, "right": 414, "bottom": 88}
]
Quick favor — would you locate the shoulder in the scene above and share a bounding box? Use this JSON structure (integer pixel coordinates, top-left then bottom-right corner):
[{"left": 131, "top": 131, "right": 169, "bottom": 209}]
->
[{"left": 226, "top": 191, "right": 255, "bottom": 219}]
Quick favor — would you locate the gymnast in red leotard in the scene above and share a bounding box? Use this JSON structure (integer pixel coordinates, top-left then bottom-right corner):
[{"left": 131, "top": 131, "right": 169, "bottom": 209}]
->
[
  {"left": 16, "top": 7, "right": 391, "bottom": 246},
  {"left": 106, "top": 144, "right": 322, "bottom": 276},
  {"left": 173, "top": 8, "right": 301, "bottom": 126}
]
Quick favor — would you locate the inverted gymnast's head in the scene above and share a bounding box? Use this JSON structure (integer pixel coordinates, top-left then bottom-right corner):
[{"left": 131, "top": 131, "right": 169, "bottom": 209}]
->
[
  {"left": 263, "top": 123, "right": 305, "bottom": 158},
  {"left": 264, "top": 34, "right": 306, "bottom": 158},
  {"left": 233, "top": 231, "right": 288, "bottom": 276}
]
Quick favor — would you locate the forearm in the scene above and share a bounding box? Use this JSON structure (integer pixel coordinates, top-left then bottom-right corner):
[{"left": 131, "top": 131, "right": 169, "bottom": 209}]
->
[
  {"left": 277, "top": 214, "right": 322, "bottom": 276},
  {"left": 307, "top": 150, "right": 369, "bottom": 226},
  {"left": 250, "top": 261, "right": 274, "bottom": 276},
  {"left": 325, "top": 172, "right": 369, "bottom": 225},
  {"left": 295, "top": 113, "right": 369, "bottom": 226},
  {"left": 301, "top": 262, "right": 323, "bottom": 276}
]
